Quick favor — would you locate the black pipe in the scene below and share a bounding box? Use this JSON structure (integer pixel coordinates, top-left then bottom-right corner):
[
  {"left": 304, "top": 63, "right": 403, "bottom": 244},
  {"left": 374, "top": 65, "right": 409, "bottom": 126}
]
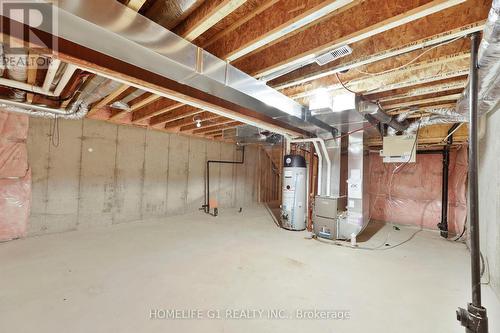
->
[
  {"left": 438, "top": 123, "right": 461, "bottom": 238},
  {"left": 202, "top": 146, "right": 245, "bottom": 215},
  {"left": 456, "top": 32, "right": 488, "bottom": 333}
]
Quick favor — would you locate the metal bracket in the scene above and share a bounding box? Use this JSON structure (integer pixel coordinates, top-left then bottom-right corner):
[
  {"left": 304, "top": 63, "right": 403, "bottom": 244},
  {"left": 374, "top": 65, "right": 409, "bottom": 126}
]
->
[{"left": 457, "top": 304, "right": 488, "bottom": 332}]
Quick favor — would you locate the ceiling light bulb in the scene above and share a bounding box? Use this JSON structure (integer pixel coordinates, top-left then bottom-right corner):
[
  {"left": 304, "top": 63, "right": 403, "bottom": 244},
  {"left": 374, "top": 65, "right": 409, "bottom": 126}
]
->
[{"left": 196, "top": 120, "right": 202, "bottom": 128}]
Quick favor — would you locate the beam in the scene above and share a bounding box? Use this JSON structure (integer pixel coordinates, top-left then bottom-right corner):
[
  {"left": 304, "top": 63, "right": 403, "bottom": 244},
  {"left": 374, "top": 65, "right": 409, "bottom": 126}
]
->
[
  {"left": 26, "top": 53, "right": 38, "bottom": 103},
  {"left": 200, "top": 0, "right": 279, "bottom": 48},
  {"left": 1, "top": 15, "right": 307, "bottom": 137},
  {"left": 192, "top": 120, "right": 241, "bottom": 134},
  {"left": 368, "top": 79, "right": 467, "bottom": 102},
  {"left": 174, "top": 0, "right": 247, "bottom": 42},
  {"left": 272, "top": 21, "right": 484, "bottom": 90},
  {"left": 131, "top": 98, "right": 183, "bottom": 123},
  {"left": 208, "top": 0, "right": 357, "bottom": 61},
  {"left": 163, "top": 111, "right": 219, "bottom": 130},
  {"left": 386, "top": 103, "right": 456, "bottom": 115},
  {"left": 87, "top": 84, "right": 130, "bottom": 116},
  {"left": 203, "top": 125, "right": 240, "bottom": 136},
  {"left": 233, "top": 0, "right": 467, "bottom": 77},
  {"left": 289, "top": 52, "right": 470, "bottom": 100},
  {"left": 122, "top": 0, "right": 147, "bottom": 11},
  {"left": 150, "top": 105, "right": 203, "bottom": 126},
  {"left": 366, "top": 123, "right": 468, "bottom": 146},
  {"left": 382, "top": 93, "right": 462, "bottom": 110}
]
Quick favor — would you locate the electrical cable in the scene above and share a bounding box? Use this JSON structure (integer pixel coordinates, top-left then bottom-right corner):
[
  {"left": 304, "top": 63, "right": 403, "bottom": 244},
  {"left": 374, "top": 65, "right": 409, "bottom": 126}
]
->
[
  {"left": 50, "top": 116, "right": 60, "bottom": 147},
  {"left": 354, "top": 36, "right": 464, "bottom": 76},
  {"left": 335, "top": 73, "right": 359, "bottom": 95}
]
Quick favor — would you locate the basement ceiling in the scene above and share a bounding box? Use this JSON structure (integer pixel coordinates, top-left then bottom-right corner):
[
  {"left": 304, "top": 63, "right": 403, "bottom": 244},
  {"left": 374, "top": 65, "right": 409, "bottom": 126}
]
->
[{"left": 0, "top": 0, "right": 493, "bottom": 146}]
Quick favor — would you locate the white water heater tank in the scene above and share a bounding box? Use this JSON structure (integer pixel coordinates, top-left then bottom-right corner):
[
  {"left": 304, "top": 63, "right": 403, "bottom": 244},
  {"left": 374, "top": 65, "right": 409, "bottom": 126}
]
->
[{"left": 281, "top": 155, "right": 307, "bottom": 231}]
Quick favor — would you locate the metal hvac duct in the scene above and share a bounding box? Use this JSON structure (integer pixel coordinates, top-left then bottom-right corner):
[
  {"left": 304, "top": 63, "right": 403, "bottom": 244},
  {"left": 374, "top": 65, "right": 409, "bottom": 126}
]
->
[
  {"left": 1, "top": 0, "right": 335, "bottom": 137},
  {"left": 356, "top": 96, "right": 409, "bottom": 132},
  {"left": 456, "top": 0, "right": 500, "bottom": 117}
]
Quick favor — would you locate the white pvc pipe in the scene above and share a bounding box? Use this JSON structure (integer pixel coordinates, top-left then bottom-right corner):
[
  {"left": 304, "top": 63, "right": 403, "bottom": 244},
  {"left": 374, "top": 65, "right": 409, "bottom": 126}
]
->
[
  {"left": 0, "top": 61, "right": 77, "bottom": 97},
  {"left": 290, "top": 138, "right": 331, "bottom": 197},
  {"left": 318, "top": 139, "right": 332, "bottom": 197},
  {"left": 311, "top": 141, "right": 322, "bottom": 196}
]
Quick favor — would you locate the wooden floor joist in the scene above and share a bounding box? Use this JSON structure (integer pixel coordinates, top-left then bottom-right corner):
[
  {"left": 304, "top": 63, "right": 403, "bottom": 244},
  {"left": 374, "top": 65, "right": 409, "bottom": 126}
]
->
[
  {"left": 382, "top": 93, "right": 462, "bottom": 110},
  {"left": 174, "top": 0, "right": 248, "bottom": 42},
  {"left": 164, "top": 111, "right": 220, "bottom": 130},
  {"left": 367, "top": 79, "right": 467, "bottom": 102},
  {"left": 193, "top": 121, "right": 241, "bottom": 134},
  {"left": 233, "top": 0, "right": 467, "bottom": 77},
  {"left": 131, "top": 98, "right": 184, "bottom": 123},
  {"left": 199, "top": 0, "right": 279, "bottom": 48},
  {"left": 87, "top": 84, "right": 130, "bottom": 116},
  {"left": 270, "top": 0, "right": 490, "bottom": 90},
  {"left": 288, "top": 52, "right": 470, "bottom": 100},
  {"left": 208, "top": 0, "right": 357, "bottom": 61},
  {"left": 179, "top": 116, "right": 226, "bottom": 132},
  {"left": 150, "top": 106, "right": 203, "bottom": 126}
]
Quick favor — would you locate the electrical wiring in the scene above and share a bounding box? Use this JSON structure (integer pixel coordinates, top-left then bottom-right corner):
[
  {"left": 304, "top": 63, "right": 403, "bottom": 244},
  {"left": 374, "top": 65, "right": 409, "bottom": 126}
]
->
[
  {"left": 335, "top": 73, "right": 359, "bottom": 95},
  {"left": 354, "top": 36, "right": 464, "bottom": 77}
]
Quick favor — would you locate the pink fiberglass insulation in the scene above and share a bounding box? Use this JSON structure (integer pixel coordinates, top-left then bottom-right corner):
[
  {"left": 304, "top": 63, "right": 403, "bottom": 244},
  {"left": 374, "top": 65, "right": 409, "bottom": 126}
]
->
[
  {"left": 0, "top": 110, "right": 29, "bottom": 178},
  {"left": 0, "top": 169, "right": 31, "bottom": 241},
  {"left": 0, "top": 110, "right": 31, "bottom": 242},
  {"left": 368, "top": 147, "right": 467, "bottom": 235}
]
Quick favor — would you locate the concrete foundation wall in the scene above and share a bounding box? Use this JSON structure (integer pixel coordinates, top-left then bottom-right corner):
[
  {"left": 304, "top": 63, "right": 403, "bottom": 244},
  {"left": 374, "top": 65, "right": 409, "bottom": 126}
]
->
[
  {"left": 27, "top": 118, "right": 258, "bottom": 236},
  {"left": 479, "top": 106, "right": 500, "bottom": 301}
]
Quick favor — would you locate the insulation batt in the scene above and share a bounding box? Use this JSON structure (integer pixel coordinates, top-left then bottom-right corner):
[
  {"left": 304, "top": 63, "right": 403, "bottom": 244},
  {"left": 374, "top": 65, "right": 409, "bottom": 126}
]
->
[
  {"left": 0, "top": 110, "right": 29, "bottom": 177},
  {"left": 367, "top": 148, "right": 467, "bottom": 234},
  {"left": 0, "top": 110, "right": 30, "bottom": 242}
]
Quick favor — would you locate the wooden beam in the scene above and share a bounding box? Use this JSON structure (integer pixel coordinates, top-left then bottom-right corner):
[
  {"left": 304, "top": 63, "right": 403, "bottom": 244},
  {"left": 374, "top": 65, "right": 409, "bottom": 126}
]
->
[
  {"left": 233, "top": 0, "right": 467, "bottom": 77},
  {"left": 289, "top": 52, "right": 470, "bottom": 100},
  {"left": 2, "top": 18, "right": 307, "bottom": 137},
  {"left": 272, "top": 20, "right": 485, "bottom": 90},
  {"left": 87, "top": 84, "right": 130, "bottom": 116},
  {"left": 131, "top": 98, "right": 183, "bottom": 123},
  {"left": 207, "top": 0, "right": 357, "bottom": 61},
  {"left": 382, "top": 93, "right": 462, "bottom": 110},
  {"left": 386, "top": 103, "right": 457, "bottom": 115},
  {"left": 174, "top": 0, "right": 247, "bottom": 42},
  {"left": 124, "top": 0, "right": 147, "bottom": 11},
  {"left": 26, "top": 53, "right": 39, "bottom": 103},
  {"left": 203, "top": 125, "right": 240, "bottom": 136},
  {"left": 108, "top": 93, "right": 161, "bottom": 121},
  {"left": 150, "top": 105, "right": 203, "bottom": 126},
  {"left": 164, "top": 111, "right": 220, "bottom": 130},
  {"left": 366, "top": 123, "right": 468, "bottom": 147},
  {"left": 192, "top": 121, "right": 241, "bottom": 134},
  {"left": 200, "top": 0, "right": 279, "bottom": 48},
  {"left": 368, "top": 79, "right": 467, "bottom": 103}
]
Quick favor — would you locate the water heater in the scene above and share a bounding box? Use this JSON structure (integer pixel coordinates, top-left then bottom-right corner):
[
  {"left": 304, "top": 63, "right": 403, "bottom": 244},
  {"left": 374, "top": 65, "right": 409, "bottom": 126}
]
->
[{"left": 281, "top": 155, "right": 307, "bottom": 231}]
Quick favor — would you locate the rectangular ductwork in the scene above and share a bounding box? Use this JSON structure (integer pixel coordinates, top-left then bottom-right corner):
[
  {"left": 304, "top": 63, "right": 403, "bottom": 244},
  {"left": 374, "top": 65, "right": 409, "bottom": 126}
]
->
[{"left": 0, "top": 0, "right": 337, "bottom": 138}]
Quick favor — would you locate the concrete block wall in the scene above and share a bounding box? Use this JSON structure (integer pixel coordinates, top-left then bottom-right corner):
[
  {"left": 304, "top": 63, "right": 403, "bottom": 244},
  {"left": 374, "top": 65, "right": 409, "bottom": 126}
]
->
[
  {"left": 27, "top": 118, "right": 258, "bottom": 236},
  {"left": 479, "top": 105, "right": 500, "bottom": 301}
]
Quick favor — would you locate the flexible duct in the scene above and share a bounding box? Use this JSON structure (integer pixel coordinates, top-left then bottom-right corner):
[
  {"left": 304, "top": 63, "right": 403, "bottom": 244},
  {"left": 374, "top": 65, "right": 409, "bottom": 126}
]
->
[
  {"left": 456, "top": 0, "right": 500, "bottom": 117},
  {"left": 404, "top": 115, "right": 467, "bottom": 134},
  {"left": 0, "top": 77, "right": 120, "bottom": 119}
]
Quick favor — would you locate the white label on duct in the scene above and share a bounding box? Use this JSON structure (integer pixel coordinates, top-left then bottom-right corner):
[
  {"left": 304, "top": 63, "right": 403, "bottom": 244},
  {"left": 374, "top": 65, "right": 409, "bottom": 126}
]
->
[{"left": 348, "top": 200, "right": 355, "bottom": 208}]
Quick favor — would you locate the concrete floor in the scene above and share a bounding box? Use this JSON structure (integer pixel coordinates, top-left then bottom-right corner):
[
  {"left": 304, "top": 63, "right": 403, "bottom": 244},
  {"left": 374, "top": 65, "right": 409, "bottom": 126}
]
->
[{"left": 0, "top": 206, "right": 498, "bottom": 333}]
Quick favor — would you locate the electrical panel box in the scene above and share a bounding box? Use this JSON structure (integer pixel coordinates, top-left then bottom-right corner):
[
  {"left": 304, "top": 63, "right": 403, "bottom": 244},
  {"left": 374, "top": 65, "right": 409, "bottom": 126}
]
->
[{"left": 380, "top": 134, "right": 417, "bottom": 163}]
